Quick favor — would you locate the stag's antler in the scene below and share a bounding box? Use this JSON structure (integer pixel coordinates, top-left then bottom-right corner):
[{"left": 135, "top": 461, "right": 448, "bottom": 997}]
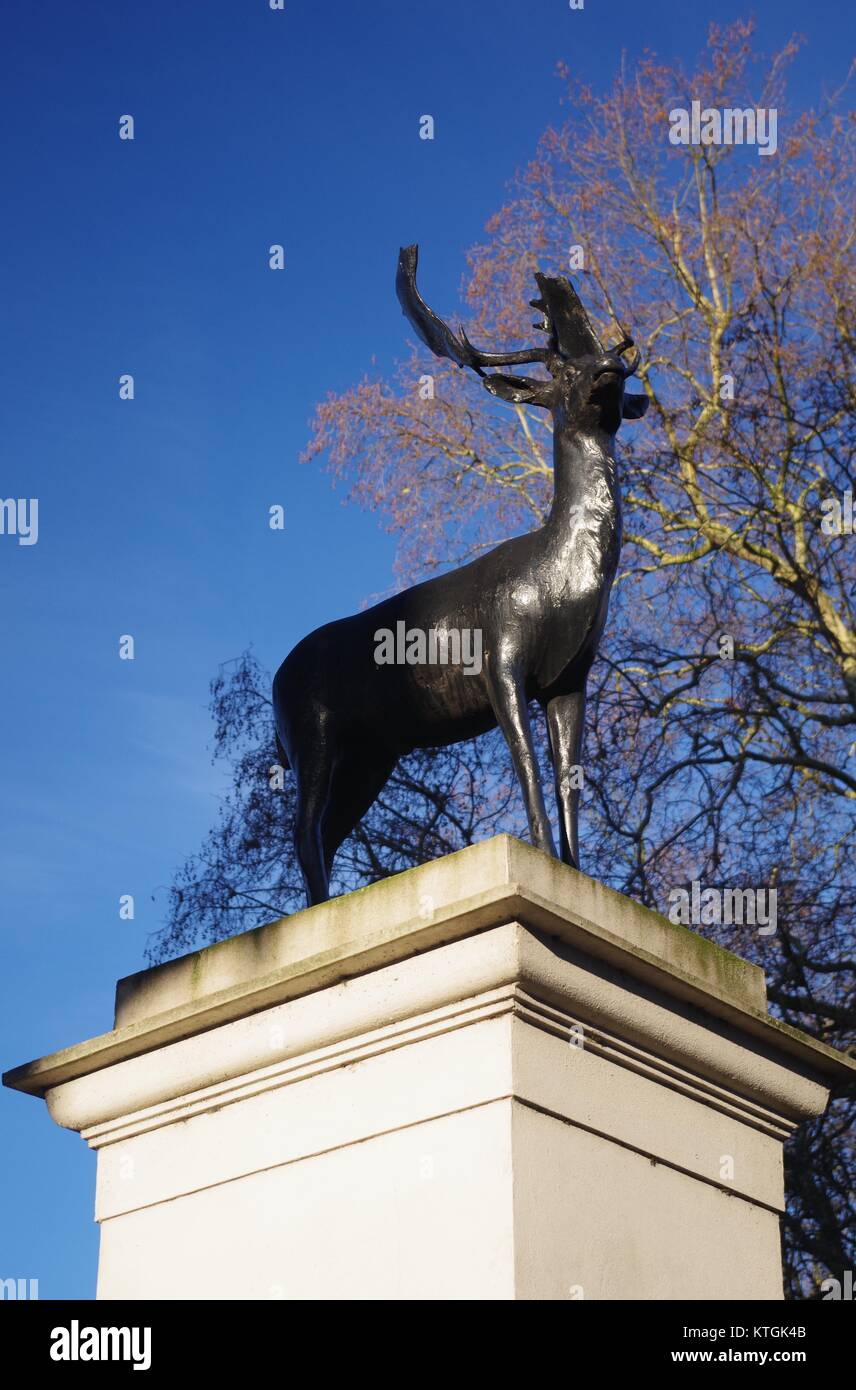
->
[
  {"left": 397, "top": 245, "right": 640, "bottom": 386},
  {"left": 396, "top": 245, "right": 550, "bottom": 376},
  {"left": 530, "top": 272, "right": 604, "bottom": 360}
]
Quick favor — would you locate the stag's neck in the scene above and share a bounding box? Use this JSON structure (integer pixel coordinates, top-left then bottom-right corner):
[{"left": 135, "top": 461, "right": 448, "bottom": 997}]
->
[{"left": 547, "top": 423, "right": 620, "bottom": 526}]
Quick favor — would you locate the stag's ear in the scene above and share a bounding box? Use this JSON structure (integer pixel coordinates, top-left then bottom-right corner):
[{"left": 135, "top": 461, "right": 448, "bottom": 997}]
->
[
  {"left": 483, "top": 373, "right": 555, "bottom": 408},
  {"left": 622, "top": 392, "right": 649, "bottom": 420}
]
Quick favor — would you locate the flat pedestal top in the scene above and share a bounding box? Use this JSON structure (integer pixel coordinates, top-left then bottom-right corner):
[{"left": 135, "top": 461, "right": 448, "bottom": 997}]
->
[{"left": 4, "top": 835, "right": 854, "bottom": 1097}]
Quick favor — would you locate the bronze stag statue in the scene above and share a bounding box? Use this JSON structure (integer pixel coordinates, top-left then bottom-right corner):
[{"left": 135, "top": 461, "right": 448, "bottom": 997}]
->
[{"left": 274, "top": 245, "right": 648, "bottom": 904}]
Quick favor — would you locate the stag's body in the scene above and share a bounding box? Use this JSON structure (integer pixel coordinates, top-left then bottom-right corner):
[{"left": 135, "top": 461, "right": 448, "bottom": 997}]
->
[{"left": 274, "top": 247, "right": 647, "bottom": 904}]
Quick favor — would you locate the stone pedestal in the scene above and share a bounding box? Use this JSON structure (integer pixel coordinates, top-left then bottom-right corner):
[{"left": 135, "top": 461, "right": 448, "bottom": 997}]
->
[{"left": 5, "top": 837, "right": 853, "bottom": 1300}]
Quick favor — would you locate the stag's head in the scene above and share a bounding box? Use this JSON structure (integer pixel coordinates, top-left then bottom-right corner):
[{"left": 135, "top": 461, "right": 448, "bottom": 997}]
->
[{"left": 397, "top": 245, "right": 648, "bottom": 436}]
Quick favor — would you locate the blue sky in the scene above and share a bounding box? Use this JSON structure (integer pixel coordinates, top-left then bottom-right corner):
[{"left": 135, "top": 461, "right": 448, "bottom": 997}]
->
[{"left": 1, "top": 0, "right": 849, "bottom": 1299}]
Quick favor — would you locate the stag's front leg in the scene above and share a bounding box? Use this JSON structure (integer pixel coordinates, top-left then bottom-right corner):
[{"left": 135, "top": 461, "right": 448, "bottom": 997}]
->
[
  {"left": 485, "top": 658, "right": 557, "bottom": 858},
  {"left": 546, "top": 688, "right": 586, "bottom": 869}
]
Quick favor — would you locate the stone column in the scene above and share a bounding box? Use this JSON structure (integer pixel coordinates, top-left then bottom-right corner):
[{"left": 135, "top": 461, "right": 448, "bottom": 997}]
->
[{"left": 5, "top": 836, "right": 853, "bottom": 1300}]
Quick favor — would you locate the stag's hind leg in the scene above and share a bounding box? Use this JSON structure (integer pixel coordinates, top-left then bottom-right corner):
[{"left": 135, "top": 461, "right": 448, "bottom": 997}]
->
[
  {"left": 321, "top": 746, "right": 398, "bottom": 883},
  {"left": 293, "top": 741, "right": 336, "bottom": 906}
]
